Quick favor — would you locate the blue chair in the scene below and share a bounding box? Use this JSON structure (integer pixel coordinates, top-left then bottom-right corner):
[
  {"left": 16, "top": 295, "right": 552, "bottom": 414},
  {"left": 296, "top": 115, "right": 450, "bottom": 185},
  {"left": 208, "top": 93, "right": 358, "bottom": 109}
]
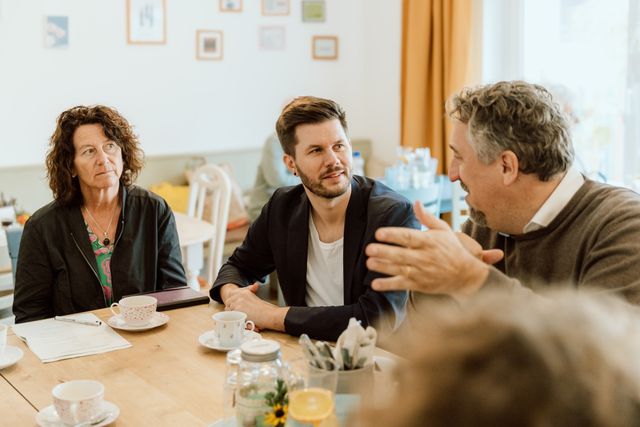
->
[
  {"left": 393, "top": 175, "right": 446, "bottom": 218},
  {"left": 397, "top": 184, "right": 441, "bottom": 218},
  {"left": 5, "top": 227, "right": 22, "bottom": 282}
]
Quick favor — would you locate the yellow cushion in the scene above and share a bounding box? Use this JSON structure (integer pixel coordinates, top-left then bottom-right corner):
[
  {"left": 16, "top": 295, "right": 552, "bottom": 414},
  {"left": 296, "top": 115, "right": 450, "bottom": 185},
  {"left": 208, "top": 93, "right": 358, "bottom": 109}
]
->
[{"left": 149, "top": 182, "right": 190, "bottom": 213}]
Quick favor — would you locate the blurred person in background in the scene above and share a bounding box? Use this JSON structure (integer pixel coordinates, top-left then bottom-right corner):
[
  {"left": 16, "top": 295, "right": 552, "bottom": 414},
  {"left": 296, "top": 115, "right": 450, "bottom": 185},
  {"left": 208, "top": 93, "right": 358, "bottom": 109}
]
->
[{"left": 247, "top": 132, "right": 300, "bottom": 222}]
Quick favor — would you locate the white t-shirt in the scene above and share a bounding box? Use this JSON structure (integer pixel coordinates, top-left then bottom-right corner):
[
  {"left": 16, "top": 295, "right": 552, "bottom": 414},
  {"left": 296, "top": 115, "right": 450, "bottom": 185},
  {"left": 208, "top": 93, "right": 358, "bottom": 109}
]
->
[{"left": 305, "top": 214, "right": 344, "bottom": 307}]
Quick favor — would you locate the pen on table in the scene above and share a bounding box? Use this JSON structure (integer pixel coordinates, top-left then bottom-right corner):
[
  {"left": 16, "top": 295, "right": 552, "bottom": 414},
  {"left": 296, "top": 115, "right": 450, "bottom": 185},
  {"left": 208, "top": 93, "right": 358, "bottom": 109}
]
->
[{"left": 54, "top": 316, "right": 102, "bottom": 327}]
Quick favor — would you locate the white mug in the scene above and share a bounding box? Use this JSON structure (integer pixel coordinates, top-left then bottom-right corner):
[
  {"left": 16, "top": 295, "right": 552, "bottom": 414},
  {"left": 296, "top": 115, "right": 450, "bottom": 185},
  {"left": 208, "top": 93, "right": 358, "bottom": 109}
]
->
[
  {"left": 110, "top": 295, "right": 157, "bottom": 326},
  {"left": 52, "top": 380, "right": 104, "bottom": 425},
  {"left": 212, "top": 311, "right": 255, "bottom": 347},
  {"left": 0, "top": 324, "right": 7, "bottom": 359}
]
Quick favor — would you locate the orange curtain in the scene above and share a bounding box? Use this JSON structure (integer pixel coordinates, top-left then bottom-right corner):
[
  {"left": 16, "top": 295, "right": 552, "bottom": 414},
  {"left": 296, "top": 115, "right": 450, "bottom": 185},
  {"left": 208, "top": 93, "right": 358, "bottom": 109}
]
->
[{"left": 401, "top": 0, "right": 475, "bottom": 174}]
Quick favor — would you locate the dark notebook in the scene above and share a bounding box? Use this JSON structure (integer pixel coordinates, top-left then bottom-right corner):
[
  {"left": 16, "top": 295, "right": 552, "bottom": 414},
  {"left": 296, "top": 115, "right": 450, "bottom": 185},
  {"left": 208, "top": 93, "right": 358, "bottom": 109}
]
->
[{"left": 125, "top": 286, "right": 210, "bottom": 311}]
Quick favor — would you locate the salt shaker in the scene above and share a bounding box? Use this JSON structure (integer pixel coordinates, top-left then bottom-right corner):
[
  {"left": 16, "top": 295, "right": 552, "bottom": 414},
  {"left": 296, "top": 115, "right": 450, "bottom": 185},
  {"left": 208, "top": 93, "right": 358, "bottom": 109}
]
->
[{"left": 223, "top": 349, "right": 242, "bottom": 419}]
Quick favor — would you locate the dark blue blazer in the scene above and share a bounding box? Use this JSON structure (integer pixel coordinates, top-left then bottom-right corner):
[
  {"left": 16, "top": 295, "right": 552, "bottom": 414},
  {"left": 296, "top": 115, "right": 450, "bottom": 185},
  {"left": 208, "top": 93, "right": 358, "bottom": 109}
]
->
[{"left": 211, "top": 176, "right": 419, "bottom": 341}]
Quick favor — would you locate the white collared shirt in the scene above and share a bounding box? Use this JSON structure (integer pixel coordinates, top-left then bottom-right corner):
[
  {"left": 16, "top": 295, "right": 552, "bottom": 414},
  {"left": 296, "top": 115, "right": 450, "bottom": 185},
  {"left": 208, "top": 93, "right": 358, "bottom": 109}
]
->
[{"left": 522, "top": 166, "right": 585, "bottom": 233}]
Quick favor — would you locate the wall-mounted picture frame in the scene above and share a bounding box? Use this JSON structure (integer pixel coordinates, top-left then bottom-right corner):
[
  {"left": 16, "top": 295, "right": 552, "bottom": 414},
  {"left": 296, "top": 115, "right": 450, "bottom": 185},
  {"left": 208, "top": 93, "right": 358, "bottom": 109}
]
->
[
  {"left": 312, "top": 36, "right": 338, "bottom": 60},
  {"left": 196, "top": 30, "right": 223, "bottom": 60},
  {"left": 220, "top": 0, "right": 242, "bottom": 13},
  {"left": 261, "top": 0, "right": 289, "bottom": 16},
  {"left": 259, "top": 26, "right": 286, "bottom": 50},
  {"left": 45, "top": 16, "right": 69, "bottom": 48},
  {"left": 127, "top": 0, "right": 166, "bottom": 45},
  {"left": 302, "top": 0, "right": 325, "bottom": 23}
]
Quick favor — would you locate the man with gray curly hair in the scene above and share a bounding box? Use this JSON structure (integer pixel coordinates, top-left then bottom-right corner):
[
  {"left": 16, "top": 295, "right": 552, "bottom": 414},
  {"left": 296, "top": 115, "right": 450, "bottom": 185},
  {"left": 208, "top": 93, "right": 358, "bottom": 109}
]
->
[{"left": 365, "top": 81, "right": 640, "bottom": 306}]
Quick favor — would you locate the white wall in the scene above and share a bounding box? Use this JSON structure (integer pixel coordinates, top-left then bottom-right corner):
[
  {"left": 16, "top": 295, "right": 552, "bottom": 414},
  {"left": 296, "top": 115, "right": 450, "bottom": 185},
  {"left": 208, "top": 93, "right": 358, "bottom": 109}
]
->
[
  {"left": 361, "top": 0, "right": 403, "bottom": 175},
  {"left": 0, "top": 0, "right": 402, "bottom": 170}
]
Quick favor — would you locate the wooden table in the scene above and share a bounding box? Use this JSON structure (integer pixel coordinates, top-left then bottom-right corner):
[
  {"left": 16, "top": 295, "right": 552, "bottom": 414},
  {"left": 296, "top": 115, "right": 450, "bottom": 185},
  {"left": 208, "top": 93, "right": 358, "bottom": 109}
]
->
[
  {"left": 0, "top": 303, "right": 316, "bottom": 426},
  {"left": 174, "top": 212, "right": 216, "bottom": 291},
  {"left": 0, "top": 375, "right": 37, "bottom": 425}
]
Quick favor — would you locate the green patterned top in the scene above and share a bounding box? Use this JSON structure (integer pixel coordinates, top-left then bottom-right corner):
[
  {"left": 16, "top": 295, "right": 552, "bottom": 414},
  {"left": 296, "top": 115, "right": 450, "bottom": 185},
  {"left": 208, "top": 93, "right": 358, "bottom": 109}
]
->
[{"left": 86, "top": 223, "right": 114, "bottom": 305}]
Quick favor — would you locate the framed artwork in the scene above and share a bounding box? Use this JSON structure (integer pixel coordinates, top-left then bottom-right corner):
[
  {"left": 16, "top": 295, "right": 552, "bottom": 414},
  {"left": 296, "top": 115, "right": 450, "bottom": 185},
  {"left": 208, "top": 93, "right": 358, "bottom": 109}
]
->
[
  {"left": 261, "top": 0, "right": 289, "bottom": 16},
  {"left": 127, "top": 0, "right": 166, "bottom": 44},
  {"left": 312, "top": 36, "right": 338, "bottom": 60},
  {"left": 219, "top": 0, "right": 242, "bottom": 13},
  {"left": 302, "top": 0, "right": 325, "bottom": 22},
  {"left": 196, "top": 30, "right": 223, "bottom": 60},
  {"left": 45, "top": 16, "right": 69, "bottom": 48},
  {"left": 259, "top": 26, "right": 286, "bottom": 50}
]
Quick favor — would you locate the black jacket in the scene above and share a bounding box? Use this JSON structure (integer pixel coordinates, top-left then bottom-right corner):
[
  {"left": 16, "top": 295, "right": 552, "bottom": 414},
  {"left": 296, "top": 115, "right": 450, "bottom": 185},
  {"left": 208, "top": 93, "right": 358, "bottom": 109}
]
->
[
  {"left": 210, "top": 176, "right": 419, "bottom": 341},
  {"left": 13, "top": 185, "right": 187, "bottom": 323}
]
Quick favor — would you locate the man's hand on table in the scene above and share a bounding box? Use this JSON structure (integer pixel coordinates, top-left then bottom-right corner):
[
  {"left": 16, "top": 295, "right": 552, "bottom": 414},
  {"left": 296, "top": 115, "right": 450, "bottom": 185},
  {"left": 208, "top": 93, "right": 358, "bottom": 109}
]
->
[{"left": 219, "top": 283, "right": 289, "bottom": 332}]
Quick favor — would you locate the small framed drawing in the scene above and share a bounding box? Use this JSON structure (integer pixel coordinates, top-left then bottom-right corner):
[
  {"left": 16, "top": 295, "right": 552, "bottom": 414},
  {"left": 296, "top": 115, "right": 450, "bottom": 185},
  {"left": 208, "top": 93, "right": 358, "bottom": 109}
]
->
[
  {"left": 312, "top": 36, "right": 338, "bottom": 60},
  {"left": 196, "top": 30, "right": 223, "bottom": 60},
  {"left": 302, "top": 0, "right": 325, "bottom": 23},
  {"left": 45, "top": 16, "right": 69, "bottom": 48},
  {"left": 261, "top": 0, "right": 289, "bottom": 16},
  {"left": 220, "top": 0, "right": 242, "bottom": 13},
  {"left": 259, "top": 26, "right": 286, "bottom": 50},
  {"left": 127, "top": 0, "right": 166, "bottom": 45}
]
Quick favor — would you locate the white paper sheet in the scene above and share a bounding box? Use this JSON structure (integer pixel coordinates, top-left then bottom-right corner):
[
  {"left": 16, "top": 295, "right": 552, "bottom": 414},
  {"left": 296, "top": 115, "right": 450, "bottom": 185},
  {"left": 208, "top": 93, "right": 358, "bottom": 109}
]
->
[{"left": 11, "top": 313, "right": 131, "bottom": 363}]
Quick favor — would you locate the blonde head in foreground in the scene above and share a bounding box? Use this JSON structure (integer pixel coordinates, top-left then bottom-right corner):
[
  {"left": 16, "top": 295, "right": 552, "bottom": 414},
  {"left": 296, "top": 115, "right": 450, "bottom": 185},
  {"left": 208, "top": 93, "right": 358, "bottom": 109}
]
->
[{"left": 360, "top": 290, "right": 640, "bottom": 427}]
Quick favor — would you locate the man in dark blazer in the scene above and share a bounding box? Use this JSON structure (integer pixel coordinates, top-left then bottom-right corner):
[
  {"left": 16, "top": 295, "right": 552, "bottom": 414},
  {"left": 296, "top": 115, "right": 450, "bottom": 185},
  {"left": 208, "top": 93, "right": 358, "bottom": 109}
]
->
[{"left": 210, "top": 97, "right": 419, "bottom": 341}]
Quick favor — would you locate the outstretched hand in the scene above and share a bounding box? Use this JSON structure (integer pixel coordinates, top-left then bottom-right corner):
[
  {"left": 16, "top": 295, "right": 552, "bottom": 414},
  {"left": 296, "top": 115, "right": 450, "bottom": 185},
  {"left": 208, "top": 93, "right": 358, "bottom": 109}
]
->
[{"left": 365, "top": 201, "right": 501, "bottom": 298}]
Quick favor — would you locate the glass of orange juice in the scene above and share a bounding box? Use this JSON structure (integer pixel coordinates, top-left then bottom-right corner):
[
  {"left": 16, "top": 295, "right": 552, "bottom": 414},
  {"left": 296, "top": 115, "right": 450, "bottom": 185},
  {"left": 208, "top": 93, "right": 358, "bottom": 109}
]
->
[{"left": 286, "top": 358, "right": 339, "bottom": 427}]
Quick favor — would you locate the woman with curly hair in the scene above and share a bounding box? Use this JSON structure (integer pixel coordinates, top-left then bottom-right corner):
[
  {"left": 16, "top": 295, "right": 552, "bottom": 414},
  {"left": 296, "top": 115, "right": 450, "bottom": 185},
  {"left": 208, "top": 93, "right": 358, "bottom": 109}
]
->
[{"left": 12, "top": 105, "right": 187, "bottom": 323}]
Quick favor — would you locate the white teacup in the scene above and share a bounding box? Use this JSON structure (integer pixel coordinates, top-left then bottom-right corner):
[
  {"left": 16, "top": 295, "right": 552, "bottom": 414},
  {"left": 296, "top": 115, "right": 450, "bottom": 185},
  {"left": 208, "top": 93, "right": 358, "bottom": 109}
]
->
[
  {"left": 110, "top": 295, "right": 157, "bottom": 326},
  {"left": 212, "top": 311, "right": 255, "bottom": 347},
  {"left": 52, "top": 380, "right": 104, "bottom": 425},
  {"left": 0, "top": 324, "right": 7, "bottom": 359}
]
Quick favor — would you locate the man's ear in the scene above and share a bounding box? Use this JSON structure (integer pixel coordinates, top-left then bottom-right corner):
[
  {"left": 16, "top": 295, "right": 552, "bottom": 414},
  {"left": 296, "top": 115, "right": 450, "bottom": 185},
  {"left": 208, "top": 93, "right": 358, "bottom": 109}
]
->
[
  {"left": 500, "top": 150, "right": 519, "bottom": 185},
  {"left": 283, "top": 154, "right": 297, "bottom": 176}
]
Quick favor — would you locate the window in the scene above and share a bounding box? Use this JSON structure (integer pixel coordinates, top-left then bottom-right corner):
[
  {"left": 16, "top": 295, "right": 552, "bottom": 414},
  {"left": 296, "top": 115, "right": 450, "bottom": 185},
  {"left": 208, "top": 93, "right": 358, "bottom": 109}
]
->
[{"left": 483, "top": 0, "right": 639, "bottom": 188}]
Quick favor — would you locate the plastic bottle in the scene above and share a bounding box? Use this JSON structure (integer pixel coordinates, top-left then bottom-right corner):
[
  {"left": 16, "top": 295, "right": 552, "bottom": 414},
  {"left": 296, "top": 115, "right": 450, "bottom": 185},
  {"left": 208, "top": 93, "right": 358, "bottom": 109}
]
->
[{"left": 352, "top": 151, "right": 365, "bottom": 177}]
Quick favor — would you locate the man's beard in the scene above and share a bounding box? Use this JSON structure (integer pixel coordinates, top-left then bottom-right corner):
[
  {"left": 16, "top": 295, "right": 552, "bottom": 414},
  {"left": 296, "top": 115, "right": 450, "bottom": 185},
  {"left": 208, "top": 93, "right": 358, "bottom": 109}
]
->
[
  {"left": 297, "top": 164, "right": 351, "bottom": 199},
  {"left": 460, "top": 180, "right": 488, "bottom": 227}
]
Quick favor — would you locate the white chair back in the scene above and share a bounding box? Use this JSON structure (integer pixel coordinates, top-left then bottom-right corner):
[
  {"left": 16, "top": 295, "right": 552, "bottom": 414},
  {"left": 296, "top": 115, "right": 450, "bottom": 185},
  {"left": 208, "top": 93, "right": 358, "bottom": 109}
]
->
[{"left": 187, "top": 164, "right": 232, "bottom": 282}]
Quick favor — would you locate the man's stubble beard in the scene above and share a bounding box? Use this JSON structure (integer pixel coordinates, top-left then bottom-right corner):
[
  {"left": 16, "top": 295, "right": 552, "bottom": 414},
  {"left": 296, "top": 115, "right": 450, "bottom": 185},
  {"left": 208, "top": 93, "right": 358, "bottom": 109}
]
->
[
  {"left": 297, "top": 164, "right": 351, "bottom": 199},
  {"left": 460, "top": 180, "right": 488, "bottom": 227}
]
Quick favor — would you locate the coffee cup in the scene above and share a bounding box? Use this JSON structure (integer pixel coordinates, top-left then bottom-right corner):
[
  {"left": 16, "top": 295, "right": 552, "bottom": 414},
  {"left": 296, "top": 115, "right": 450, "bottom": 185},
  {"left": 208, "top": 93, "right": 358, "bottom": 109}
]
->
[
  {"left": 52, "top": 380, "right": 104, "bottom": 425},
  {"left": 0, "top": 324, "right": 7, "bottom": 359},
  {"left": 110, "top": 295, "right": 157, "bottom": 326},
  {"left": 212, "top": 311, "right": 255, "bottom": 347}
]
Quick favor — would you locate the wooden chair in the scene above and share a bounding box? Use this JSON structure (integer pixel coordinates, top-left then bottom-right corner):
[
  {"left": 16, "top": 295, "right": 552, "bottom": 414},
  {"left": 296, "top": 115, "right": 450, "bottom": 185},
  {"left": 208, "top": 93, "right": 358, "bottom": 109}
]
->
[
  {"left": 187, "top": 164, "right": 232, "bottom": 283},
  {"left": 0, "top": 227, "right": 21, "bottom": 323}
]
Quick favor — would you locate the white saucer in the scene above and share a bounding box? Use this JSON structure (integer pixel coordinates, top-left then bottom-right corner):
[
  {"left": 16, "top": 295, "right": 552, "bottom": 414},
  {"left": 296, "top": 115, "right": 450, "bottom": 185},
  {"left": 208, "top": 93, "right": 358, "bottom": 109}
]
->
[
  {"left": 36, "top": 400, "right": 120, "bottom": 427},
  {"left": 107, "top": 312, "right": 169, "bottom": 331},
  {"left": 198, "top": 330, "right": 261, "bottom": 351},
  {"left": 0, "top": 346, "right": 23, "bottom": 369}
]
